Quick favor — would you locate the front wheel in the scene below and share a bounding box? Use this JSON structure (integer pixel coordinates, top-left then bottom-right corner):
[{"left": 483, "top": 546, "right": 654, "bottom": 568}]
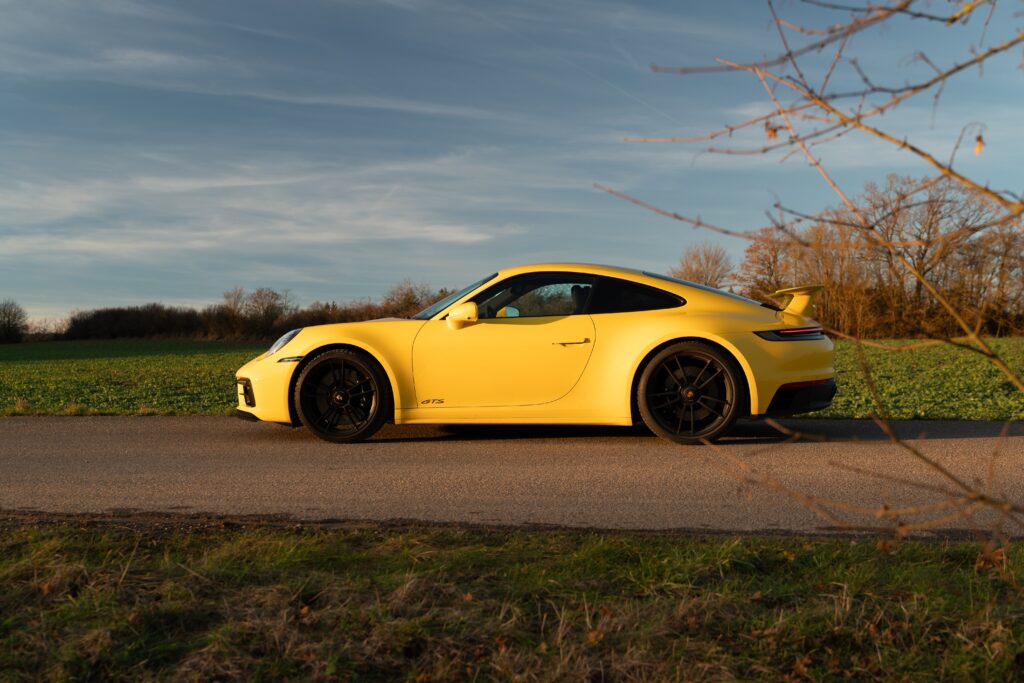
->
[
  {"left": 294, "top": 350, "right": 390, "bottom": 443},
  {"left": 637, "top": 342, "right": 743, "bottom": 444}
]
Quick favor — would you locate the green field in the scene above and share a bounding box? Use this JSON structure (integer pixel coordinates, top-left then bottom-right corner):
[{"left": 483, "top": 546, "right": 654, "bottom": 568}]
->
[
  {"left": 1, "top": 523, "right": 1021, "bottom": 681},
  {"left": 0, "top": 340, "right": 264, "bottom": 417},
  {"left": 822, "top": 338, "right": 1024, "bottom": 421},
  {"left": 1, "top": 338, "right": 1022, "bottom": 420}
]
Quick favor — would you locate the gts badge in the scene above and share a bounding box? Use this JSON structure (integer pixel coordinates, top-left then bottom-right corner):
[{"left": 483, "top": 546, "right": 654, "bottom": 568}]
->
[{"left": 420, "top": 398, "right": 445, "bottom": 405}]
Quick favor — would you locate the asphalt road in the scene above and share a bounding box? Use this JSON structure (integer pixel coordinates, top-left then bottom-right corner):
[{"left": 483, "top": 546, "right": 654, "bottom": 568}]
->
[{"left": 2, "top": 417, "right": 1022, "bottom": 535}]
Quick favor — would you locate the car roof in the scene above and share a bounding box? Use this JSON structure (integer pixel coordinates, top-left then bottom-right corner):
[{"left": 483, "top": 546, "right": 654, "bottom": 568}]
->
[
  {"left": 489, "top": 263, "right": 767, "bottom": 309},
  {"left": 497, "top": 262, "right": 648, "bottom": 280},
  {"left": 493, "top": 263, "right": 683, "bottom": 293}
]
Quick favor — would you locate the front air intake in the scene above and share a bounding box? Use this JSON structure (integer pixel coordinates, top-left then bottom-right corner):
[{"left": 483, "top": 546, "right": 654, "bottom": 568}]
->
[{"left": 236, "top": 378, "right": 256, "bottom": 407}]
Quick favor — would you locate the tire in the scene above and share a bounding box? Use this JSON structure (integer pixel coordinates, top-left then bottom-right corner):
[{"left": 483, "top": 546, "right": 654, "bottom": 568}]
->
[
  {"left": 294, "top": 349, "right": 390, "bottom": 443},
  {"left": 637, "top": 341, "right": 742, "bottom": 444}
]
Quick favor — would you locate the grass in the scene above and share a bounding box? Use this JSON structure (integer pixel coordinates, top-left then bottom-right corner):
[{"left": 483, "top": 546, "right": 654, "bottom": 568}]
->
[
  {"left": 1, "top": 523, "right": 1022, "bottom": 681},
  {"left": 821, "top": 338, "right": 1024, "bottom": 421},
  {"left": 0, "top": 337, "right": 1022, "bottom": 419},
  {"left": 0, "top": 340, "right": 264, "bottom": 416}
]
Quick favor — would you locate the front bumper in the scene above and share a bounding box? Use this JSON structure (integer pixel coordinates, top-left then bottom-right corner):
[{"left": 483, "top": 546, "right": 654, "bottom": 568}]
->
[
  {"left": 765, "top": 378, "right": 837, "bottom": 416},
  {"left": 234, "top": 353, "right": 300, "bottom": 424}
]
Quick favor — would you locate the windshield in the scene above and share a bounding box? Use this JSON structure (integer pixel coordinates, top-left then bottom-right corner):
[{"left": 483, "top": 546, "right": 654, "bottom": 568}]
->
[
  {"left": 411, "top": 273, "right": 497, "bottom": 320},
  {"left": 642, "top": 271, "right": 767, "bottom": 307}
]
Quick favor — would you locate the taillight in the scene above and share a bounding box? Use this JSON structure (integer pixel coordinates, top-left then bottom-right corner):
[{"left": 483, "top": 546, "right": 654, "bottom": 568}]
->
[{"left": 754, "top": 327, "right": 825, "bottom": 341}]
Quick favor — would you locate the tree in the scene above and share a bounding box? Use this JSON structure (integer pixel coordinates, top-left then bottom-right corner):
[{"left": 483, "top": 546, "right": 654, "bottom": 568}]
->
[
  {"left": 0, "top": 300, "right": 29, "bottom": 343},
  {"left": 734, "top": 176, "right": 1019, "bottom": 337},
  {"left": 245, "top": 288, "right": 296, "bottom": 336},
  {"left": 597, "top": 0, "right": 1024, "bottom": 537},
  {"left": 380, "top": 280, "right": 439, "bottom": 318},
  {"left": 222, "top": 287, "right": 246, "bottom": 315},
  {"left": 669, "top": 242, "right": 733, "bottom": 288}
]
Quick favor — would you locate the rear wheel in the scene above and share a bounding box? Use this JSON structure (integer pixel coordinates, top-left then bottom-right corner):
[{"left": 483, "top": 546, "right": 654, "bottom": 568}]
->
[
  {"left": 294, "top": 350, "right": 390, "bottom": 443},
  {"left": 638, "top": 342, "right": 742, "bottom": 444}
]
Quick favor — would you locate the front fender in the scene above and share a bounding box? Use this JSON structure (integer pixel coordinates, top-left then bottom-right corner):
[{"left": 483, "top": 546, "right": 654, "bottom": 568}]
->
[
  {"left": 287, "top": 337, "right": 408, "bottom": 413},
  {"left": 234, "top": 320, "right": 423, "bottom": 423}
]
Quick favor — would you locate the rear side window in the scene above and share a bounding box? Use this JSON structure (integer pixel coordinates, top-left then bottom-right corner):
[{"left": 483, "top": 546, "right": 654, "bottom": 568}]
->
[{"left": 588, "top": 276, "right": 683, "bottom": 314}]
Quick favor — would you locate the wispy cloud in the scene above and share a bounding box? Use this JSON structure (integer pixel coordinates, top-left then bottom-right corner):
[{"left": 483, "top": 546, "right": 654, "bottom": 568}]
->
[
  {"left": 98, "top": 48, "right": 204, "bottom": 70},
  {"left": 0, "top": 149, "right": 560, "bottom": 269},
  {"left": 203, "top": 90, "right": 521, "bottom": 121},
  {"left": 0, "top": 1, "right": 516, "bottom": 123}
]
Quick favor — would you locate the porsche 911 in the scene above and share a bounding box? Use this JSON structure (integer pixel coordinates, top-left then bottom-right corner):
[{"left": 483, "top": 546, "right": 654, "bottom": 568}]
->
[{"left": 234, "top": 263, "right": 835, "bottom": 444}]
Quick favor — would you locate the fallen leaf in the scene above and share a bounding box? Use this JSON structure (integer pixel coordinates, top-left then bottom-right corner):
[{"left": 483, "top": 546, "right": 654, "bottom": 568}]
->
[{"left": 976, "top": 546, "right": 1007, "bottom": 570}]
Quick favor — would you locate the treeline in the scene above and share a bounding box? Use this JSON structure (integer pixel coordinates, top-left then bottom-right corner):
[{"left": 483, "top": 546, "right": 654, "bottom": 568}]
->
[
  {"left": 734, "top": 176, "right": 1024, "bottom": 338},
  {"left": 62, "top": 282, "right": 451, "bottom": 341}
]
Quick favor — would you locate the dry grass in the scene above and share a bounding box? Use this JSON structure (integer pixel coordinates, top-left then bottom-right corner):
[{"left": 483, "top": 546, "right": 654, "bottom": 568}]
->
[{"left": 1, "top": 525, "right": 1023, "bottom": 681}]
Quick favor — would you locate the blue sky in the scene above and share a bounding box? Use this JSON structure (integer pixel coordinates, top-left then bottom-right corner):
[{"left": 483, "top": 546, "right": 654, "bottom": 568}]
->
[{"left": 2, "top": 0, "right": 1020, "bottom": 320}]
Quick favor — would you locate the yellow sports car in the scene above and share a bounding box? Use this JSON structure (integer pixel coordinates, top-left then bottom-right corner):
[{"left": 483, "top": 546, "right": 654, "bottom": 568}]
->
[{"left": 234, "top": 263, "right": 835, "bottom": 444}]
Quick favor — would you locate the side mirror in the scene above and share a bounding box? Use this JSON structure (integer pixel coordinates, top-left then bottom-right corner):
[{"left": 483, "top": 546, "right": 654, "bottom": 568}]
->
[
  {"left": 496, "top": 306, "right": 520, "bottom": 318},
  {"left": 446, "top": 301, "right": 478, "bottom": 329}
]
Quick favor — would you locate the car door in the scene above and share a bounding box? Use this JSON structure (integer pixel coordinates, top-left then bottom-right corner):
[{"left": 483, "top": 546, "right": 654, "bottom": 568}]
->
[{"left": 411, "top": 273, "right": 597, "bottom": 408}]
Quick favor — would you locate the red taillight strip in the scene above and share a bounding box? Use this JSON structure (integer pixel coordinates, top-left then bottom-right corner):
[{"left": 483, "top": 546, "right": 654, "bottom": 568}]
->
[{"left": 777, "top": 327, "right": 822, "bottom": 335}]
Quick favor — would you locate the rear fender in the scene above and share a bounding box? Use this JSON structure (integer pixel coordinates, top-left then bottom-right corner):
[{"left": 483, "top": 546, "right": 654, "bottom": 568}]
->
[{"left": 630, "top": 333, "right": 759, "bottom": 418}]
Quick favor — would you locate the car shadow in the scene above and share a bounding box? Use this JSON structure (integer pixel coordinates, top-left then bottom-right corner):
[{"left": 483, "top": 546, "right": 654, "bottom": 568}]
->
[
  {"left": 350, "top": 418, "right": 1024, "bottom": 444},
  {"left": 244, "top": 416, "right": 1022, "bottom": 445}
]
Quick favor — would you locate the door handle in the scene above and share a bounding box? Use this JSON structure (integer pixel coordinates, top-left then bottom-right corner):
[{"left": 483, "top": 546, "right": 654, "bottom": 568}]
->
[{"left": 553, "top": 338, "right": 591, "bottom": 346}]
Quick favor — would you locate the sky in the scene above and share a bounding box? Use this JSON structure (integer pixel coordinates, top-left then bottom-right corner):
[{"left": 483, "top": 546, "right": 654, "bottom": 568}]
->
[{"left": 1, "top": 0, "right": 1021, "bottom": 321}]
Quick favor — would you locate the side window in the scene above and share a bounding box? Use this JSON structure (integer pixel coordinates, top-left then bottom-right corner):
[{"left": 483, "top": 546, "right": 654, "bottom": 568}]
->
[
  {"left": 588, "top": 276, "right": 683, "bottom": 314},
  {"left": 471, "top": 273, "right": 595, "bottom": 319}
]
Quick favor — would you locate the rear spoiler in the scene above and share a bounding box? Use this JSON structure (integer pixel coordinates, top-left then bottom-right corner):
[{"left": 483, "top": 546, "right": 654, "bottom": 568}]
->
[{"left": 770, "top": 285, "right": 823, "bottom": 318}]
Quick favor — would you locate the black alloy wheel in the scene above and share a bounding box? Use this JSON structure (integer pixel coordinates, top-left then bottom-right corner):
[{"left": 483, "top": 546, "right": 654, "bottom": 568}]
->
[
  {"left": 294, "top": 349, "right": 390, "bottom": 443},
  {"left": 637, "top": 342, "right": 742, "bottom": 444}
]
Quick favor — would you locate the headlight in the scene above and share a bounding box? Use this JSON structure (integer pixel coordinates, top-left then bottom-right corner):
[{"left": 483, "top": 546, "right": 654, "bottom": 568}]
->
[{"left": 267, "top": 328, "right": 302, "bottom": 356}]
